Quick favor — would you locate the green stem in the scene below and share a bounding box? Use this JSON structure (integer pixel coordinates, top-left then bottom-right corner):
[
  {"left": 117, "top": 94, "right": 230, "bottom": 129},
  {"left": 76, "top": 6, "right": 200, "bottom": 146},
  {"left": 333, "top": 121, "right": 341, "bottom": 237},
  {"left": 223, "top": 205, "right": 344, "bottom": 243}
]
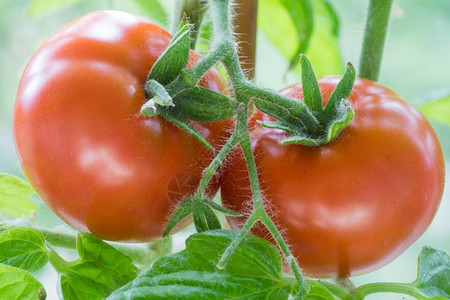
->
[
  {"left": 359, "top": 0, "right": 393, "bottom": 81},
  {"left": 353, "top": 282, "right": 429, "bottom": 300},
  {"left": 208, "top": 0, "right": 248, "bottom": 86},
  {"left": 47, "top": 246, "right": 70, "bottom": 273},
  {"left": 215, "top": 103, "right": 308, "bottom": 295},
  {"left": 259, "top": 212, "right": 308, "bottom": 295},
  {"left": 36, "top": 225, "right": 77, "bottom": 249},
  {"left": 186, "top": 43, "right": 229, "bottom": 81},
  {"left": 216, "top": 212, "right": 259, "bottom": 269},
  {"left": 195, "top": 129, "right": 240, "bottom": 197}
]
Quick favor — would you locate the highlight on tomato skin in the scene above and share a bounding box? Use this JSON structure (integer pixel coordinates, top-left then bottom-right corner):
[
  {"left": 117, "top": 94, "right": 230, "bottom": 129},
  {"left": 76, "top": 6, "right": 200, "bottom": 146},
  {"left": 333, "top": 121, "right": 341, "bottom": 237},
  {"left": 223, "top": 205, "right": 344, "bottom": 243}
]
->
[
  {"left": 13, "top": 10, "right": 232, "bottom": 242},
  {"left": 220, "top": 76, "right": 445, "bottom": 278}
]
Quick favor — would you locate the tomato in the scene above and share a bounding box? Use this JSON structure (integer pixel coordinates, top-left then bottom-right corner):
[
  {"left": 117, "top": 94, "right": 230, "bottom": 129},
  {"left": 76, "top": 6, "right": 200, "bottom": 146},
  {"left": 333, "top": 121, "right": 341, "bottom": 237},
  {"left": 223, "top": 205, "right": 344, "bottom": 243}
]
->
[
  {"left": 14, "top": 11, "right": 230, "bottom": 242},
  {"left": 220, "top": 77, "right": 445, "bottom": 278}
]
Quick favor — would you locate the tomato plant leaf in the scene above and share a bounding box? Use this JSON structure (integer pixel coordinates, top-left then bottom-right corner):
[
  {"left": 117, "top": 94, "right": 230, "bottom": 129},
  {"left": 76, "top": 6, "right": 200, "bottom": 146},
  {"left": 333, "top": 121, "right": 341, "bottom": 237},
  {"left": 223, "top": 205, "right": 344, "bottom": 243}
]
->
[
  {"left": 28, "top": 0, "right": 81, "bottom": 17},
  {"left": 300, "top": 281, "right": 336, "bottom": 299},
  {"left": 0, "top": 227, "right": 48, "bottom": 273},
  {"left": 58, "top": 233, "right": 139, "bottom": 300},
  {"left": 418, "top": 89, "right": 450, "bottom": 127},
  {"left": 148, "top": 20, "right": 190, "bottom": 85},
  {"left": 0, "top": 263, "right": 46, "bottom": 299},
  {"left": 108, "top": 230, "right": 294, "bottom": 299},
  {"left": 414, "top": 246, "right": 450, "bottom": 298},
  {"left": 196, "top": 13, "right": 213, "bottom": 55},
  {"left": 133, "top": 0, "right": 168, "bottom": 27},
  {"left": 171, "top": 86, "right": 237, "bottom": 122},
  {"left": 0, "top": 174, "right": 37, "bottom": 219},
  {"left": 259, "top": 0, "right": 314, "bottom": 71},
  {"left": 259, "top": 0, "right": 342, "bottom": 76}
]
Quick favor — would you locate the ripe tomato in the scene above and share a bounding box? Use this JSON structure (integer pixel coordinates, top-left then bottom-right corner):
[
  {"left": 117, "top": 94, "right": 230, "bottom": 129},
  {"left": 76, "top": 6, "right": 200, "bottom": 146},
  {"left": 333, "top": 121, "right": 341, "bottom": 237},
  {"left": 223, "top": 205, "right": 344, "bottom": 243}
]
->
[
  {"left": 221, "top": 77, "right": 445, "bottom": 277},
  {"left": 14, "top": 11, "right": 230, "bottom": 242}
]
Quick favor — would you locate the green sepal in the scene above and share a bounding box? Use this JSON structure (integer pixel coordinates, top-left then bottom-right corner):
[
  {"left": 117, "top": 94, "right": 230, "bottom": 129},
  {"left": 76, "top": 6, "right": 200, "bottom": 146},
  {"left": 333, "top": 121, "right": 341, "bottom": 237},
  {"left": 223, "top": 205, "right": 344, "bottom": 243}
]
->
[
  {"left": 159, "top": 111, "right": 215, "bottom": 153},
  {"left": 141, "top": 80, "right": 174, "bottom": 117},
  {"left": 280, "top": 135, "right": 322, "bottom": 147},
  {"left": 325, "top": 98, "right": 354, "bottom": 143},
  {"left": 257, "top": 120, "right": 296, "bottom": 135},
  {"left": 255, "top": 55, "right": 355, "bottom": 147},
  {"left": 147, "top": 19, "right": 191, "bottom": 85},
  {"left": 206, "top": 200, "right": 242, "bottom": 217},
  {"left": 164, "top": 197, "right": 240, "bottom": 237},
  {"left": 193, "top": 202, "right": 222, "bottom": 233},
  {"left": 322, "top": 62, "right": 356, "bottom": 119},
  {"left": 254, "top": 94, "right": 318, "bottom": 135},
  {"left": 414, "top": 246, "right": 450, "bottom": 298},
  {"left": 162, "top": 197, "right": 195, "bottom": 237},
  {"left": 300, "top": 54, "right": 323, "bottom": 113},
  {"left": 170, "top": 86, "right": 237, "bottom": 122}
]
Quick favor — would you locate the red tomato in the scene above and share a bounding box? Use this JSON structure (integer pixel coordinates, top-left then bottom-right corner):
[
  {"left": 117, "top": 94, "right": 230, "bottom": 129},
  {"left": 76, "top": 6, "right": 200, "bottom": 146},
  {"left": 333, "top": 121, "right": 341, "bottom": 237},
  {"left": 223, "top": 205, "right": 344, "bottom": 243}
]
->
[
  {"left": 221, "top": 77, "right": 445, "bottom": 277},
  {"left": 14, "top": 11, "right": 230, "bottom": 242}
]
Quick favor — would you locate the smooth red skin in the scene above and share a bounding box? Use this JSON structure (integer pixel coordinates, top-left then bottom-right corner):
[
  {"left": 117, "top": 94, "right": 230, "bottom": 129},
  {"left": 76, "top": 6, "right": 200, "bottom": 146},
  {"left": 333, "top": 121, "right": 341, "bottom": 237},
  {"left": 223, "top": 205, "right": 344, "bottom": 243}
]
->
[
  {"left": 14, "top": 11, "right": 231, "bottom": 242},
  {"left": 221, "top": 77, "right": 445, "bottom": 278}
]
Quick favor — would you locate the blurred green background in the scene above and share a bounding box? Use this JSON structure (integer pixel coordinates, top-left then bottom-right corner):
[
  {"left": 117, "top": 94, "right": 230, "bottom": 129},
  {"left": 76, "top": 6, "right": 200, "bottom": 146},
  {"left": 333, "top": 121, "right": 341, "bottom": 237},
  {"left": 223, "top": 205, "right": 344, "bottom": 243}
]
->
[{"left": 0, "top": 0, "right": 449, "bottom": 299}]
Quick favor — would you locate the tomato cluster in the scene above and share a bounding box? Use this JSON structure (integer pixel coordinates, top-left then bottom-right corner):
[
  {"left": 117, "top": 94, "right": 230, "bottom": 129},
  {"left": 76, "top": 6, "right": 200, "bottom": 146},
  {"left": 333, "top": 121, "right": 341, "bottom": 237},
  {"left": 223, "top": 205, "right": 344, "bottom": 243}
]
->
[{"left": 14, "top": 11, "right": 445, "bottom": 279}]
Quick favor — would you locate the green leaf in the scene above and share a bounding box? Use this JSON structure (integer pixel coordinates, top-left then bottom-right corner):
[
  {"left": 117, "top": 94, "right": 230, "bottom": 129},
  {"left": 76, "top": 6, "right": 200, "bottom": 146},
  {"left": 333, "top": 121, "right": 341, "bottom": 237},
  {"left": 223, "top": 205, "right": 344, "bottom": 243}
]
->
[
  {"left": 59, "top": 233, "right": 139, "bottom": 300},
  {"left": 171, "top": 86, "right": 237, "bottom": 122},
  {"left": 148, "top": 20, "right": 191, "bottom": 85},
  {"left": 196, "top": 14, "right": 213, "bottom": 55},
  {"left": 259, "top": 0, "right": 314, "bottom": 70},
  {"left": 0, "top": 263, "right": 46, "bottom": 299},
  {"left": 301, "top": 281, "right": 336, "bottom": 300},
  {"left": 259, "top": 0, "right": 342, "bottom": 76},
  {"left": 0, "top": 227, "right": 48, "bottom": 273},
  {"left": 108, "top": 230, "right": 294, "bottom": 299},
  {"left": 28, "top": 0, "right": 81, "bottom": 17},
  {"left": 415, "top": 246, "right": 450, "bottom": 298},
  {"left": 418, "top": 89, "right": 450, "bottom": 127},
  {"left": 0, "top": 174, "right": 37, "bottom": 219},
  {"left": 303, "top": 0, "right": 343, "bottom": 77},
  {"left": 133, "top": 0, "right": 168, "bottom": 26}
]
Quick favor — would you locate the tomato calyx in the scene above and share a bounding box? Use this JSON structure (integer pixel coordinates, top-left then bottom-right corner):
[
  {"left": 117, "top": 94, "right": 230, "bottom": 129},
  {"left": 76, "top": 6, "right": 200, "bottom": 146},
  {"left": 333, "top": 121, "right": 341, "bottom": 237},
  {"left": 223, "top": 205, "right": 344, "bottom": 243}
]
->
[
  {"left": 256, "top": 55, "right": 356, "bottom": 147},
  {"left": 163, "top": 196, "right": 242, "bottom": 237},
  {"left": 140, "top": 19, "right": 237, "bottom": 152}
]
